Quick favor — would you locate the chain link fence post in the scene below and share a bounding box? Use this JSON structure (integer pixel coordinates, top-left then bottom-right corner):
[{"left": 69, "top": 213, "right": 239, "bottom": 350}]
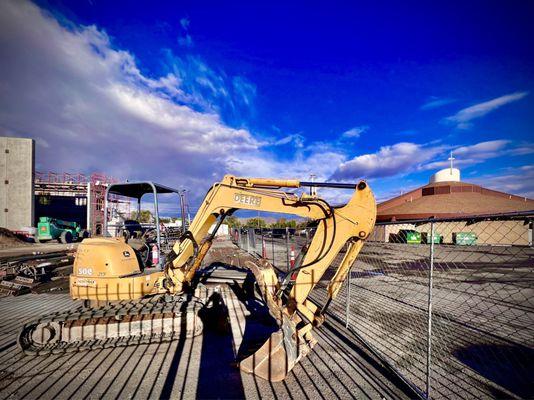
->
[
  {"left": 426, "top": 221, "right": 435, "bottom": 399},
  {"left": 528, "top": 217, "right": 533, "bottom": 247},
  {"left": 253, "top": 229, "right": 256, "bottom": 252},
  {"left": 271, "top": 233, "right": 275, "bottom": 268},
  {"left": 260, "top": 227, "right": 264, "bottom": 258},
  {"left": 285, "top": 227, "right": 290, "bottom": 272}
]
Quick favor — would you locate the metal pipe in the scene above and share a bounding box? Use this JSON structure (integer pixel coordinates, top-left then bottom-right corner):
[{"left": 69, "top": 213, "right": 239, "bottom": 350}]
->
[
  {"left": 300, "top": 181, "right": 358, "bottom": 189},
  {"left": 179, "top": 191, "right": 186, "bottom": 234},
  {"left": 426, "top": 222, "right": 435, "bottom": 399},
  {"left": 103, "top": 184, "right": 110, "bottom": 236},
  {"left": 149, "top": 182, "right": 162, "bottom": 270}
]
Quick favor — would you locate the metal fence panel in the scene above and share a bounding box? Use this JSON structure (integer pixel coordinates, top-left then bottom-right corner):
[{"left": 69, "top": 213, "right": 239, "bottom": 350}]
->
[{"left": 231, "top": 212, "right": 533, "bottom": 399}]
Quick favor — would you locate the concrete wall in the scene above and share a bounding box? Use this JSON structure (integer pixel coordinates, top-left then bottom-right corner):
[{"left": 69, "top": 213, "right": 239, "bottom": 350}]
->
[{"left": 0, "top": 137, "right": 35, "bottom": 230}]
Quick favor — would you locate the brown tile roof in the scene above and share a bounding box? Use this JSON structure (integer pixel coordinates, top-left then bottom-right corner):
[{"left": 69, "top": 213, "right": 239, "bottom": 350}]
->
[{"left": 377, "top": 181, "right": 534, "bottom": 221}]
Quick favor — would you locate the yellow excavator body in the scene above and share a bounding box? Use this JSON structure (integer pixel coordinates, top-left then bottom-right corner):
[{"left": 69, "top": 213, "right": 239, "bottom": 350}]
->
[{"left": 70, "top": 237, "right": 165, "bottom": 302}]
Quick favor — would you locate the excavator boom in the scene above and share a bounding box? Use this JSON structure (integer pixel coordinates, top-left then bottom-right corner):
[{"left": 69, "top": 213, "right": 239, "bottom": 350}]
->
[{"left": 162, "top": 175, "right": 376, "bottom": 380}]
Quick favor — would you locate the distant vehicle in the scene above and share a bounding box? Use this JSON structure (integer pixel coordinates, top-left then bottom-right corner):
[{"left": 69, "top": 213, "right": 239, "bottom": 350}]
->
[
  {"left": 35, "top": 216, "right": 89, "bottom": 243},
  {"left": 267, "top": 228, "right": 295, "bottom": 239}
]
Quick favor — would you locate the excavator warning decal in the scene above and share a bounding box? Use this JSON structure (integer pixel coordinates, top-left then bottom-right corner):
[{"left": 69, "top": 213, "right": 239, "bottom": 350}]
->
[{"left": 233, "top": 193, "right": 262, "bottom": 207}]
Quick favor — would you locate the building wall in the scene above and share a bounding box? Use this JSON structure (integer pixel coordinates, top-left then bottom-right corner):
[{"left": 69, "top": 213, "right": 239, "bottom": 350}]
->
[{"left": 0, "top": 137, "right": 35, "bottom": 230}]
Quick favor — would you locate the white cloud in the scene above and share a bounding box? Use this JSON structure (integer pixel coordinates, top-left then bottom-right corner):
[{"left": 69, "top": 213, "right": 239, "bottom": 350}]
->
[
  {"left": 272, "top": 134, "right": 304, "bottom": 148},
  {"left": 178, "top": 35, "right": 193, "bottom": 47},
  {"left": 507, "top": 143, "right": 534, "bottom": 156},
  {"left": 0, "top": 1, "right": 256, "bottom": 192},
  {"left": 232, "top": 77, "right": 257, "bottom": 107},
  {"left": 330, "top": 139, "right": 532, "bottom": 181},
  {"left": 444, "top": 91, "right": 528, "bottom": 129},
  {"left": 1, "top": 1, "right": 530, "bottom": 211},
  {"left": 453, "top": 139, "right": 510, "bottom": 159},
  {"left": 341, "top": 125, "right": 368, "bottom": 139},
  {"left": 180, "top": 18, "right": 190, "bottom": 30},
  {"left": 331, "top": 142, "right": 445, "bottom": 180},
  {"left": 420, "top": 97, "right": 455, "bottom": 110},
  {"left": 0, "top": 0, "right": 346, "bottom": 207},
  {"left": 177, "top": 17, "right": 193, "bottom": 47},
  {"left": 470, "top": 166, "right": 534, "bottom": 198}
]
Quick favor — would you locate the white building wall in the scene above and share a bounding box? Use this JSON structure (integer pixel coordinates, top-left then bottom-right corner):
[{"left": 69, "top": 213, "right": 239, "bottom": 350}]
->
[{"left": 0, "top": 137, "right": 35, "bottom": 230}]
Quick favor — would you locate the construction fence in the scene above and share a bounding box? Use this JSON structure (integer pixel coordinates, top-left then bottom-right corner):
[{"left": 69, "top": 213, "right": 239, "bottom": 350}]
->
[{"left": 232, "top": 211, "right": 534, "bottom": 399}]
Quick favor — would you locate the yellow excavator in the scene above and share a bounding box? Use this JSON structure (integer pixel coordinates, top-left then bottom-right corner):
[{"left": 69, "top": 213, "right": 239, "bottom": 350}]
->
[{"left": 18, "top": 175, "right": 376, "bottom": 381}]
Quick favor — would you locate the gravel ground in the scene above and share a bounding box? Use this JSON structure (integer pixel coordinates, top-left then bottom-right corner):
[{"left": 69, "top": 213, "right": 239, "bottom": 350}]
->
[
  {"left": 248, "top": 235, "right": 533, "bottom": 399},
  {"left": 0, "top": 238, "right": 415, "bottom": 400}
]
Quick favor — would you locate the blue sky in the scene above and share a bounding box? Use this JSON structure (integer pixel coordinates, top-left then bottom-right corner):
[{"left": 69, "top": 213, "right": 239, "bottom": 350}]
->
[{"left": 0, "top": 0, "right": 533, "bottom": 214}]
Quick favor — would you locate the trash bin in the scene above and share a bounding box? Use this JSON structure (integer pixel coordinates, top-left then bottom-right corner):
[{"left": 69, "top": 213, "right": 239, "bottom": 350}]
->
[
  {"left": 453, "top": 232, "right": 477, "bottom": 245},
  {"left": 398, "top": 230, "right": 422, "bottom": 244},
  {"left": 423, "top": 232, "right": 442, "bottom": 244},
  {"left": 430, "top": 233, "right": 442, "bottom": 244}
]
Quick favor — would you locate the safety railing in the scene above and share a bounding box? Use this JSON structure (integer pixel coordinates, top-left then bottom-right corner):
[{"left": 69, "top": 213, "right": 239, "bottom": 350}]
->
[{"left": 232, "top": 210, "right": 534, "bottom": 399}]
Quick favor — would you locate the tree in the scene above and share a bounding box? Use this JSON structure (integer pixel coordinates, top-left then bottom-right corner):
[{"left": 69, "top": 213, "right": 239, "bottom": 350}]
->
[
  {"left": 225, "top": 216, "right": 241, "bottom": 228},
  {"left": 270, "top": 217, "right": 285, "bottom": 228},
  {"left": 296, "top": 218, "right": 313, "bottom": 229},
  {"left": 245, "top": 218, "right": 266, "bottom": 228},
  {"left": 130, "top": 210, "right": 153, "bottom": 223},
  {"left": 270, "top": 218, "right": 297, "bottom": 228}
]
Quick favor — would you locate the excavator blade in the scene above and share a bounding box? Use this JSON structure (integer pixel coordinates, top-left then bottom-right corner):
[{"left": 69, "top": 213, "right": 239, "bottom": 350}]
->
[{"left": 239, "top": 313, "right": 312, "bottom": 381}]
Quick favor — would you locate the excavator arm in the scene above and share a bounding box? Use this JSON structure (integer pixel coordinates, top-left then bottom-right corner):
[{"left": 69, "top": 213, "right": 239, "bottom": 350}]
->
[{"left": 162, "top": 174, "right": 376, "bottom": 380}]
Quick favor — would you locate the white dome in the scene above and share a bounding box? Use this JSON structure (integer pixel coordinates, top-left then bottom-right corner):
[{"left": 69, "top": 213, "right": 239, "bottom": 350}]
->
[{"left": 429, "top": 168, "right": 461, "bottom": 183}]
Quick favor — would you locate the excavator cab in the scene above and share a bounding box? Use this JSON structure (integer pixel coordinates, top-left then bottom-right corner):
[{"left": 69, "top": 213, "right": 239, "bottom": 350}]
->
[
  {"left": 103, "top": 181, "right": 187, "bottom": 269},
  {"left": 69, "top": 181, "right": 187, "bottom": 303}
]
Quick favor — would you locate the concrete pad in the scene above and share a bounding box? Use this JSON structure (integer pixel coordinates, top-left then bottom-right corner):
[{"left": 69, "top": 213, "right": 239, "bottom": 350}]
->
[{"left": 0, "top": 292, "right": 412, "bottom": 399}]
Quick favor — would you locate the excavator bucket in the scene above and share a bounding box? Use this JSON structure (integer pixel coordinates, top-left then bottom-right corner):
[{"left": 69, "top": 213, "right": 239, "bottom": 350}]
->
[
  {"left": 239, "top": 313, "right": 313, "bottom": 381},
  {"left": 239, "top": 260, "right": 314, "bottom": 381}
]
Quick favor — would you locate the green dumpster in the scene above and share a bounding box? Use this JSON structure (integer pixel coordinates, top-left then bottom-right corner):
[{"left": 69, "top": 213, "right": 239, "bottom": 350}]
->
[
  {"left": 453, "top": 232, "right": 477, "bottom": 245},
  {"left": 429, "top": 233, "right": 442, "bottom": 244},
  {"left": 397, "top": 229, "right": 422, "bottom": 244}
]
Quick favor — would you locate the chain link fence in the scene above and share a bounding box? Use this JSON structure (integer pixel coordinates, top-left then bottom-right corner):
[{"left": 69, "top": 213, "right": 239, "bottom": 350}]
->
[{"left": 232, "top": 211, "right": 534, "bottom": 399}]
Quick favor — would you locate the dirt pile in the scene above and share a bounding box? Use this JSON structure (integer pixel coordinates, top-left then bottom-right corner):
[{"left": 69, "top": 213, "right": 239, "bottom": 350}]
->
[{"left": 0, "top": 228, "right": 26, "bottom": 249}]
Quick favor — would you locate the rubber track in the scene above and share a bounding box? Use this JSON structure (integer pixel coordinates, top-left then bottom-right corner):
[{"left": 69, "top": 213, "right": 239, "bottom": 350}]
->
[{"left": 18, "top": 295, "right": 204, "bottom": 356}]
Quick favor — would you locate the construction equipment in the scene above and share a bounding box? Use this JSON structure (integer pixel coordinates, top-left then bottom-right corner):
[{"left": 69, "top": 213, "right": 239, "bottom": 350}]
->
[
  {"left": 18, "top": 175, "right": 376, "bottom": 382},
  {"left": 35, "top": 217, "right": 88, "bottom": 244}
]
